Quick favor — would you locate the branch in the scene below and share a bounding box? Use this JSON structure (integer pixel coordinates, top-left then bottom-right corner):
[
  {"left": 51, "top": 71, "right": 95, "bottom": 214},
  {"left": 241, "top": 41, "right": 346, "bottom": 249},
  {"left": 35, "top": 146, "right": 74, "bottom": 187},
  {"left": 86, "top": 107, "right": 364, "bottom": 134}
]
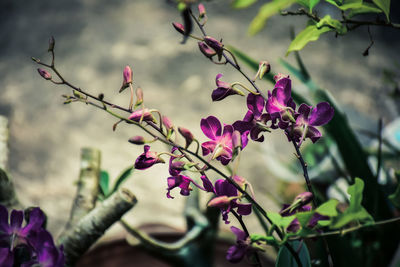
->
[
  {"left": 60, "top": 188, "right": 137, "bottom": 266},
  {"left": 59, "top": 148, "right": 101, "bottom": 237}
]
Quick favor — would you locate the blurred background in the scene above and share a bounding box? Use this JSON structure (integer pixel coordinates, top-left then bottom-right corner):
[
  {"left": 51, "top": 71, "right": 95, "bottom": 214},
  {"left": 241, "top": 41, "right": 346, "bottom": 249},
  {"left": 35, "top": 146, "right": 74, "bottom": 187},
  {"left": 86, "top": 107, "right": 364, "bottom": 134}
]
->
[{"left": 0, "top": 0, "right": 399, "bottom": 245}]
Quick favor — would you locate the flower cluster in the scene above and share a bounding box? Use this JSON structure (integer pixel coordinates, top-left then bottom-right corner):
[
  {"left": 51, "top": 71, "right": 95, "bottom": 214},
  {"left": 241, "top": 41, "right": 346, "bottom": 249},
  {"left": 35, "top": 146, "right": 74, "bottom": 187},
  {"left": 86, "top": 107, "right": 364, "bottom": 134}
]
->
[{"left": 0, "top": 205, "right": 64, "bottom": 267}]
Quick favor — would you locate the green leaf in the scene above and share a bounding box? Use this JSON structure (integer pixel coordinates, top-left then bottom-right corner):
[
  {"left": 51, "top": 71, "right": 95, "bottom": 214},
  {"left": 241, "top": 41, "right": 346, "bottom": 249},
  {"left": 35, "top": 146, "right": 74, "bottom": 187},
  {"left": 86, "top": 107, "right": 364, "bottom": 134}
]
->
[
  {"left": 316, "top": 199, "right": 339, "bottom": 217},
  {"left": 347, "top": 3, "right": 383, "bottom": 18},
  {"left": 268, "top": 212, "right": 296, "bottom": 228},
  {"left": 99, "top": 170, "right": 109, "bottom": 197},
  {"left": 388, "top": 171, "right": 400, "bottom": 208},
  {"left": 316, "top": 15, "right": 347, "bottom": 34},
  {"left": 248, "top": 0, "right": 297, "bottom": 35},
  {"left": 232, "top": 0, "right": 258, "bottom": 9},
  {"left": 276, "top": 240, "right": 311, "bottom": 267},
  {"left": 251, "top": 234, "right": 276, "bottom": 244},
  {"left": 331, "top": 178, "right": 374, "bottom": 228},
  {"left": 296, "top": 211, "right": 315, "bottom": 227},
  {"left": 372, "top": 0, "right": 391, "bottom": 21},
  {"left": 296, "top": 0, "right": 321, "bottom": 12},
  {"left": 286, "top": 24, "right": 332, "bottom": 55},
  {"left": 111, "top": 165, "right": 134, "bottom": 194}
]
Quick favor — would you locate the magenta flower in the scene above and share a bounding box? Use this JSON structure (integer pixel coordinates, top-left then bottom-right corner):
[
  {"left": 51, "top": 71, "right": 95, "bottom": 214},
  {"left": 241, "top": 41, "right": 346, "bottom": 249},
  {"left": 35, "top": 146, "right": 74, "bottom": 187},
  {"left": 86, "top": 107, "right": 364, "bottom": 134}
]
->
[
  {"left": 233, "top": 94, "right": 274, "bottom": 142},
  {"left": 266, "top": 76, "right": 296, "bottom": 129},
  {"left": 134, "top": 145, "right": 164, "bottom": 170},
  {"left": 0, "top": 205, "right": 64, "bottom": 267},
  {"left": 211, "top": 74, "right": 244, "bottom": 101},
  {"left": 213, "top": 179, "right": 252, "bottom": 224},
  {"left": 291, "top": 102, "right": 334, "bottom": 144},
  {"left": 201, "top": 116, "right": 234, "bottom": 165},
  {"left": 226, "top": 226, "right": 251, "bottom": 263}
]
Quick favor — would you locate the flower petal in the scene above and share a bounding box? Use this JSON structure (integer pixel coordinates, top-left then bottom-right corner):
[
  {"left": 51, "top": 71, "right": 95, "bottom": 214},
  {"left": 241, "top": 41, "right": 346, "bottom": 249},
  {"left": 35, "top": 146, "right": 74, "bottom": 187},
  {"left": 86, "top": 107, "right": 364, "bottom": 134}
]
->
[
  {"left": 274, "top": 77, "right": 291, "bottom": 105},
  {"left": 309, "top": 102, "right": 334, "bottom": 126},
  {"left": 200, "top": 116, "right": 222, "bottom": 140},
  {"left": 236, "top": 203, "right": 252, "bottom": 216},
  {"left": 200, "top": 175, "right": 214, "bottom": 193},
  {"left": 247, "top": 94, "right": 264, "bottom": 118},
  {"left": 306, "top": 126, "right": 322, "bottom": 143},
  {"left": 230, "top": 226, "right": 247, "bottom": 241},
  {"left": 211, "top": 87, "right": 235, "bottom": 101},
  {"left": 201, "top": 141, "right": 217, "bottom": 156},
  {"left": 10, "top": 210, "right": 23, "bottom": 230}
]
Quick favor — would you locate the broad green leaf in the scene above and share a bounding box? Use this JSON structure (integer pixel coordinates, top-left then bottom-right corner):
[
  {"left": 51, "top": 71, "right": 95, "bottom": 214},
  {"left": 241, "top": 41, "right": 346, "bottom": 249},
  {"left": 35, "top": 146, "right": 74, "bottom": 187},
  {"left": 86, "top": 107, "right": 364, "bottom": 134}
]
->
[
  {"left": 249, "top": 0, "right": 297, "bottom": 35},
  {"left": 268, "top": 212, "right": 296, "bottom": 228},
  {"left": 388, "top": 171, "right": 400, "bottom": 208},
  {"left": 99, "top": 170, "right": 109, "bottom": 197},
  {"left": 286, "top": 24, "right": 332, "bottom": 55},
  {"left": 232, "top": 0, "right": 258, "bottom": 9},
  {"left": 315, "top": 199, "right": 339, "bottom": 217},
  {"left": 296, "top": 211, "right": 315, "bottom": 227},
  {"left": 111, "top": 165, "right": 134, "bottom": 194},
  {"left": 331, "top": 178, "right": 374, "bottom": 228},
  {"left": 372, "top": 0, "right": 390, "bottom": 21},
  {"left": 276, "top": 240, "right": 311, "bottom": 267},
  {"left": 347, "top": 3, "right": 383, "bottom": 18},
  {"left": 317, "top": 15, "right": 347, "bottom": 34}
]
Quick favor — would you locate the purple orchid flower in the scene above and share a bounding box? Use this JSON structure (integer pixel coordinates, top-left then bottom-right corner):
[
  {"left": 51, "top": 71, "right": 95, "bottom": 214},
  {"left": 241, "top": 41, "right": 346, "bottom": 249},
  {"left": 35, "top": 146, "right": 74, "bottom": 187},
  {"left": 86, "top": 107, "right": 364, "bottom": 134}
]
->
[
  {"left": 0, "top": 205, "right": 64, "bottom": 267},
  {"left": 226, "top": 226, "right": 251, "bottom": 263},
  {"left": 266, "top": 76, "right": 296, "bottom": 129},
  {"left": 201, "top": 116, "right": 237, "bottom": 165},
  {"left": 166, "top": 147, "right": 207, "bottom": 199},
  {"left": 134, "top": 145, "right": 164, "bottom": 170},
  {"left": 213, "top": 179, "right": 252, "bottom": 224},
  {"left": 291, "top": 102, "right": 334, "bottom": 144},
  {"left": 211, "top": 74, "right": 244, "bottom": 101},
  {"left": 21, "top": 230, "right": 64, "bottom": 267},
  {"left": 233, "top": 94, "right": 274, "bottom": 143}
]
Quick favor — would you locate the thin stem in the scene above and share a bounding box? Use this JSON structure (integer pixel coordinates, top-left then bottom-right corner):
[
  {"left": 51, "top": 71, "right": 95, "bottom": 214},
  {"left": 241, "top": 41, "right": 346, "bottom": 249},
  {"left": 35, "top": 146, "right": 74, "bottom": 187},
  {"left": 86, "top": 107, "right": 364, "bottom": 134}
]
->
[{"left": 376, "top": 118, "right": 383, "bottom": 180}]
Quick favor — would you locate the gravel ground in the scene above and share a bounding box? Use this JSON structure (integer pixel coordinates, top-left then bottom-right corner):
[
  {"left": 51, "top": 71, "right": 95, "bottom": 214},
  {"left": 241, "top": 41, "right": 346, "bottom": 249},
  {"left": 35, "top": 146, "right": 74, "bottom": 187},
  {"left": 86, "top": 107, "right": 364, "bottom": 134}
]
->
[{"left": 0, "top": 0, "right": 399, "bottom": 241}]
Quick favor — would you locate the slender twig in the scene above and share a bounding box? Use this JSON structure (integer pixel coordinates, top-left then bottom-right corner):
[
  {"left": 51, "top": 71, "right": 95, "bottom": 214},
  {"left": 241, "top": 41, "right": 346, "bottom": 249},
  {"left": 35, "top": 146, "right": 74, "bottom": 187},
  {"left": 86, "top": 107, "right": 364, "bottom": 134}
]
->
[{"left": 289, "top": 216, "right": 400, "bottom": 241}]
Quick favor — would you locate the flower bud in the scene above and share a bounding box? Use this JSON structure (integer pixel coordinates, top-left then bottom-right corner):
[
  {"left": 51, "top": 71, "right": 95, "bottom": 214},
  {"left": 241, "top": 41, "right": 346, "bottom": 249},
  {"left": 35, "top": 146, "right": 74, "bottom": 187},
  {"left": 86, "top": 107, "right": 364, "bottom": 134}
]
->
[
  {"left": 294, "top": 192, "right": 313, "bottom": 206},
  {"left": 120, "top": 65, "right": 133, "bottom": 92},
  {"left": 204, "top": 36, "right": 223, "bottom": 61},
  {"left": 162, "top": 116, "right": 173, "bottom": 131},
  {"left": 257, "top": 61, "right": 270, "bottom": 80},
  {"left": 37, "top": 68, "right": 52, "bottom": 80},
  {"left": 135, "top": 87, "right": 143, "bottom": 107},
  {"left": 232, "top": 130, "right": 242, "bottom": 150},
  {"left": 178, "top": 126, "right": 194, "bottom": 148},
  {"left": 128, "top": 108, "right": 155, "bottom": 123},
  {"left": 198, "top": 42, "right": 216, "bottom": 58},
  {"left": 48, "top": 36, "right": 55, "bottom": 52},
  {"left": 208, "top": 196, "right": 231, "bottom": 209},
  {"left": 172, "top": 22, "right": 185, "bottom": 35},
  {"left": 128, "top": 136, "right": 146, "bottom": 145},
  {"left": 198, "top": 3, "right": 206, "bottom": 18}
]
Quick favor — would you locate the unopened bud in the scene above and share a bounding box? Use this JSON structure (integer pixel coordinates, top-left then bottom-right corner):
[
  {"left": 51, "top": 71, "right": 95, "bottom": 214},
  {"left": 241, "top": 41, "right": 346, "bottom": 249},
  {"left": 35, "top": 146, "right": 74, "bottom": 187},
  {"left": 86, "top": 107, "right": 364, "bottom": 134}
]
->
[
  {"left": 294, "top": 192, "right": 313, "bottom": 206},
  {"left": 48, "top": 36, "right": 55, "bottom": 52},
  {"left": 172, "top": 22, "right": 185, "bottom": 35},
  {"left": 128, "top": 136, "right": 146, "bottom": 145},
  {"left": 198, "top": 3, "right": 206, "bottom": 18},
  {"left": 37, "top": 68, "right": 52, "bottom": 80},
  {"left": 198, "top": 42, "right": 216, "bottom": 58},
  {"left": 135, "top": 87, "right": 143, "bottom": 107},
  {"left": 120, "top": 65, "right": 133, "bottom": 92},
  {"left": 256, "top": 61, "right": 270, "bottom": 80},
  {"left": 162, "top": 116, "right": 173, "bottom": 131},
  {"left": 233, "top": 175, "right": 246, "bottom": 188},
  {"left": 208, "top": 196, "right": 231, "bottom": 208},
  {"left": 232, "top": 130, "right": 242, "bottom": 150},
  {"left": 178, "top": 126, "right": 194, "bottom": 148},
  {"left": 128, "top": 108, "right": 155, "bottom": 123},
  {"left": 204, "top": 36, "right": 223, "bottom": 61}
]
